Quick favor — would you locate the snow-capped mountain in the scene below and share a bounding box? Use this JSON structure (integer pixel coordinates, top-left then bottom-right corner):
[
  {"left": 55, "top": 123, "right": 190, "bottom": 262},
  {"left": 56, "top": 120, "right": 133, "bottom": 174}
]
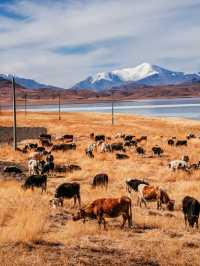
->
[
  {"left": 0, "top": 74, "right": 57, "bottom": 89},
  {"left": 73, "top": 63, "right": 200, "bottom": 91}
]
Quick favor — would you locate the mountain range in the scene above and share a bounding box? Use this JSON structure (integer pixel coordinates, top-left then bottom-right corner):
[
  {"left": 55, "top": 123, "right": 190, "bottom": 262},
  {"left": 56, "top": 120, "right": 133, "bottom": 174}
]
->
[
  {"left": 1, "top": 63, "right": 200, "bottom": 91},
  {"left": 73, "top": 63, "right": 200, "bottom": 91}
]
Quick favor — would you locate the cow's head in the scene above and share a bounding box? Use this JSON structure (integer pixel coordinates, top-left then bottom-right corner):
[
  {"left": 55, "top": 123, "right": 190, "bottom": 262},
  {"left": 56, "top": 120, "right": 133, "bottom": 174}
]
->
[
  {"left": 188, "top": 215, "right": 199, "bottom": 227},
  {"left": 167, "top": 200, "right": 175, "bottom": 211},
  {"left": 72, "top": 208, "right": 86, "bottom": 222}
]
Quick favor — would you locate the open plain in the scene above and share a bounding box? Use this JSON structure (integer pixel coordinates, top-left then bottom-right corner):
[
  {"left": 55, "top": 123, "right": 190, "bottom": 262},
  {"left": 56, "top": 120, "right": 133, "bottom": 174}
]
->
[{"left": 1, "top": 111, "right": 200, "bottom": 265}]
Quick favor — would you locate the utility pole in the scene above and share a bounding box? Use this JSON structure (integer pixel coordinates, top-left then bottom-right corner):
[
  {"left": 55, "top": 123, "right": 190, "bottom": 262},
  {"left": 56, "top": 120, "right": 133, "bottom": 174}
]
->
[
  {"left": 111, "top": 90, "right": 114, "bottom": 125},
  {"left": 24, "top": 93, "right": 27, "bottom": 116},
  {"left": 12, "top": 75, "right": 17, "bottom": 150},
  {"left": 58, "top": 93, "right": 61, "bottom": 120}
]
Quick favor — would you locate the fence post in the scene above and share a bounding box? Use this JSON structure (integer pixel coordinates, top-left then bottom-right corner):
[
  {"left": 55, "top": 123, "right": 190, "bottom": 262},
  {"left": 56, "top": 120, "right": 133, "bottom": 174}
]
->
[{"left": 12, "top": 76, "right": 17, "bottom": 150}]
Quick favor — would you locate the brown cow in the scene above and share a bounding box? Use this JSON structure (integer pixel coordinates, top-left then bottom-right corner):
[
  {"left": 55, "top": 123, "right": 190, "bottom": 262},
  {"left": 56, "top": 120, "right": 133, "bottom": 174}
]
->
[
  {"left": 138, "top": 184, "right": 175, "bottom": 211},
  {"left": 73, "top": 196, "right": 132, "bottom": 229}
]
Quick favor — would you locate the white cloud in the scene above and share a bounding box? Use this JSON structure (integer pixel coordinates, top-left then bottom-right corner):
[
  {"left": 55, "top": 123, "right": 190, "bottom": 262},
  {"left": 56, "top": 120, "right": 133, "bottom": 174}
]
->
[{"left": 0, "top": 0, "right": 199, "bottom": 87}]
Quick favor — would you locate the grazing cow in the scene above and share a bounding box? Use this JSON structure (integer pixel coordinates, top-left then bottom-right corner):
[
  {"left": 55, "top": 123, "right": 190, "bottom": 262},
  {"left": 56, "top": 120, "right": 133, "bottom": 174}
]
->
[
  {"left": 168, "top": 139, "right": 175, "bottom": 146},
  {"left": 182, "top": 196, "right": 200, "bottom": 228},
  {"left": 138, "top": 184, "right": 175, "bottom": 211},
  {"left": 176, "top": 140, "right": 187, "bottom": 146},
  {"left": 136, "top": 146, "right": 145, "bottom": 155},
  {"left": 49, "top": 197, "right": 64, "bottom": 208},
  {"left": 95, "top": 135, "right": 105, "bottom": 142},
  {"left": 51, "top": 143, "right": 76, "bottom": 151},
  {"left": 124, "top": 140, "right": 137, "bottom": 147},
  {"left": 73, "top": 196, "right": 132, "bottom": 229},
  {"left": 169, "top": 160, "right": 188, "bottom": 171},
  {"left": 92, "top": 173, "right": 108, "bottom": 189},
  {"left": 126, "top": 179, "right": 149, "bottom": 193},
  {"left": 21, "top": 175, "right": 47, "bottom": 192},
  {"left": 111, "top": 143, "right": 125, "bottom": 152},
  {"left": 152, "top": 146, "right": 164, "bottom": 157},
  {"left": 100, "top": 143, "right": 111, "bottom": 153},
  {"left": 55, "top": 182, "right": 81, "bottom": 207},
  {"left": 3, "top": 166, "right": 22, "bottom": 174},
  {"left": 116, "top": 153, "right": 129, "bottom": 160}
]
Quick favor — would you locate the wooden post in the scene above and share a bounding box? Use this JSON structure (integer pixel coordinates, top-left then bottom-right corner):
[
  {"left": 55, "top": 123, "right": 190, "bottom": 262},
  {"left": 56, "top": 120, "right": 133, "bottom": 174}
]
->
[
  {"left": 112, "top": 91, "right": 114, "bottom": 125},
  {"left": 12, "top": 76, "right": 17, "bottom": 150},
  {"left": 58, "top": 93, "right": 61, "bottom": 120}
]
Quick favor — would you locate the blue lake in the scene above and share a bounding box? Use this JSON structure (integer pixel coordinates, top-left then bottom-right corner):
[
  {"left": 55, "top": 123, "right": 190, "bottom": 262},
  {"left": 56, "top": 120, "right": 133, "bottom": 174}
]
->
[{"left": 5, "top": 97, "right": 200, "bottom": 120}]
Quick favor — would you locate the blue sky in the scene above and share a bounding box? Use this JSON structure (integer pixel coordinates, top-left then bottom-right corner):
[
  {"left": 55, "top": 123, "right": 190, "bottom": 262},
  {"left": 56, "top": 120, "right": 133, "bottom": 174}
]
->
[{"left": 0, "top": 0, "right": 199, "bottom": 87}]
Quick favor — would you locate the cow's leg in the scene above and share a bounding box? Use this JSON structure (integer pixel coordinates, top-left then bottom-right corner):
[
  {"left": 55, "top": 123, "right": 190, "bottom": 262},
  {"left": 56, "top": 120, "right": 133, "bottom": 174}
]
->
[
  {"left": 73, "top": 196, "right": 77, "bottom": 207},
  {"left": 196, "top": 217, "right": 199, "bottom": 229},
  {"left": 121, "top": 214, "right": 127, "bottom": 228},
  {"left": 184, "top": 214, "right": 187, "bottom": 229},
  {"left": 77, "top": 196, "right": 81, "bottom": 207}
]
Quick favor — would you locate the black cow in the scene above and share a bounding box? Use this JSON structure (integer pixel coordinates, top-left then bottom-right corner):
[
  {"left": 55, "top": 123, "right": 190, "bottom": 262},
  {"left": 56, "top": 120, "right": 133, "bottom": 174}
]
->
[
  {"left": 176, "top": 140, "right": 187, "bottom": 146},
  {"left": 126, "top": 179, "right": 149, "bottom": 193},
  {"left": 55, "top": 182, "right": 81, "bottom": 207},
  {"left": 95, "top": 135, "right": 105, "bottom": 142},
  {"left": 92, "top": 173, "right": 108, "bottom": 189},
  {"left": 136, "top": 146, "right": 145, "bottom": 155},
  {"left": 3, "top": 166, "right": 22, "bottom": 174},
  {"left": 21, "top": 175, "right": 47, "bottom": 192},
  {"left": 51, "top": 143, "right": 76, "bottom": 151},
  {"left": 124, "top": 140, "right": 137, "bottom": 147},
  {"left": 116, "top": 153, "right": 129, "bottom": 160},
  {"left": 168, "top": 139, "right": 174, "bottom": 146},
  {"left": 152, "top": 146, "right": 164, "bottom": 156},
  {"left": 111, "top": 143, "right": 125, "bottom": 152},
  {"left": 182, "top": 196, "right": 200, "bottom": 228}
]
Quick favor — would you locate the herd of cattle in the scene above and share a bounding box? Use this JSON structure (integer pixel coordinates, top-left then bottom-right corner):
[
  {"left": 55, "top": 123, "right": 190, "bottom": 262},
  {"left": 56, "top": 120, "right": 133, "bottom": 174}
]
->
[{"left": 2, "top": 131, "right": 200, "bottom": 230}]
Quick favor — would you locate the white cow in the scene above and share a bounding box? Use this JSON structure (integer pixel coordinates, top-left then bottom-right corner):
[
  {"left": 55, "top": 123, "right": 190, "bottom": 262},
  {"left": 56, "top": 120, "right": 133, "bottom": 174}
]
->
[
  {"left": 28, "top": 159, "right": 40, "bottom": 175},
  {"left": 169, "top": 160, "right": 188, "bottom": 171}
]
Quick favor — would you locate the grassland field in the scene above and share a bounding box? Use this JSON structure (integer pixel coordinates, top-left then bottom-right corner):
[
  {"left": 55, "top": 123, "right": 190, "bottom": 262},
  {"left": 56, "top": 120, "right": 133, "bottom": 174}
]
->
[{"left": 1, "top": 111, "right": 200, "bottom": 266}]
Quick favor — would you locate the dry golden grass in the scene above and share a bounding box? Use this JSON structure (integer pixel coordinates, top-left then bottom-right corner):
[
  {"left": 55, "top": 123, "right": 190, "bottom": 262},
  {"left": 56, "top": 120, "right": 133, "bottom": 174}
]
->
[{"left": 1, "top": 111, "right": 200, "bottom": 265}]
